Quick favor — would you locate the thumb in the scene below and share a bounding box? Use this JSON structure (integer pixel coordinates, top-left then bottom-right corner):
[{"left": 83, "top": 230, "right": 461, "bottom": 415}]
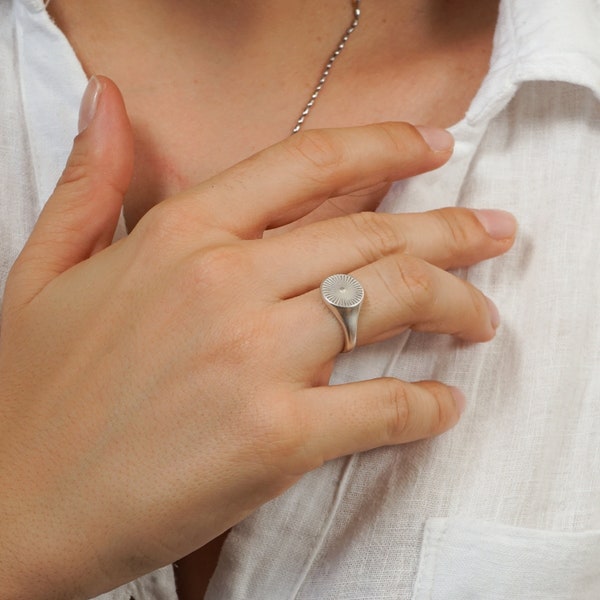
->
[{"left": 7, "top": 75, "right": 134, "bottom": 308}]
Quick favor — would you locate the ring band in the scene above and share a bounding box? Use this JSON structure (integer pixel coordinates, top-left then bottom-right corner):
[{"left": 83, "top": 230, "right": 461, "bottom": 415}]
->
[{"left": 320, "top": 274, "right": 365, "bottom": 353}]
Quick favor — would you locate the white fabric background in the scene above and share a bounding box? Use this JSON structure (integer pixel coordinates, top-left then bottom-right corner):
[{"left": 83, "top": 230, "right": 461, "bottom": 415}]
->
[{"left": 1, "top": 0, "right": 599, "bottom": 598}]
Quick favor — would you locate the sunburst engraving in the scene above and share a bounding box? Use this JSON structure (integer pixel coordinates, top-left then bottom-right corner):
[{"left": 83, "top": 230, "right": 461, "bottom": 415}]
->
[{"left": 320, "top": 274, "right": 364, "bottom": 308}]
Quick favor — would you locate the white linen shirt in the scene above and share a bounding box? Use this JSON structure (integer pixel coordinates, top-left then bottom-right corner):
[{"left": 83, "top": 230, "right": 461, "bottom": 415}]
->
[{"left": 1, "top": 0, "right": 600, "bottom": 598}]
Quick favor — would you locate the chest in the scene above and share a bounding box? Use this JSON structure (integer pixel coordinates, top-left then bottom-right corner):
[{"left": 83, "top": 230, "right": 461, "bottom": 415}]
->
[{"left": 120, "top": 54, "right": 492, "bottom": 229}]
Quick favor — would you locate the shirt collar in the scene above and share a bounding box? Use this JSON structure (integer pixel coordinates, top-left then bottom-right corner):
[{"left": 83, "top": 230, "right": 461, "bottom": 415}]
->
[
  {"left": 467, "top": 0, "right": 600, "bottom": 124},
  {"left": 20, "top": 0, "right": 49, "bottom": 13}
]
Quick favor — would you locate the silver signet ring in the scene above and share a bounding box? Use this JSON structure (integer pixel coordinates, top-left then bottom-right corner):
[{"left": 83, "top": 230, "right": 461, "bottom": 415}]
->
[{"left": 320, "top": 274, "right": 365, "bottom": 353}]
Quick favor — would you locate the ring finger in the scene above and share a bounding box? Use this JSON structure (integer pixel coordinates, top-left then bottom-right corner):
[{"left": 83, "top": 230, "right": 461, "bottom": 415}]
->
[{"left": 281, "top": 252, "right": 498, "bottom": 364}]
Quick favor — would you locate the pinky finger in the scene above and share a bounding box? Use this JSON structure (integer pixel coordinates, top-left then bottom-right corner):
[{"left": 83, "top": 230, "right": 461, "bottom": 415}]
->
[{"left": 298, "top": 379, "right": 466, "bottom": 462}]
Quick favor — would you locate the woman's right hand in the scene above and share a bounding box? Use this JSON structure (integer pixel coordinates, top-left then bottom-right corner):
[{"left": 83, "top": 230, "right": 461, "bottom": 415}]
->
[{"left": 0, "top": 77, "right": 516, "bottom": 599}]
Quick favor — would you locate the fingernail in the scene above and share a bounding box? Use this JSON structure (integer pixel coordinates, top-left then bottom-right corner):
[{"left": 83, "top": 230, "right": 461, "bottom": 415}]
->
[
  {"left": 450, "top": 386, "right": 467, "bottom": 415},
  {"left": 78, "top": 76, "right": 103, "bottom": 133},
  {"left": 486, "top": 296, "right": 501, "bottom": 330},
  {"left": 415, "top": 126, "right": 454, "bottom": 152},
  {"left": 472, "top": 209, "right": 517, "bottom": 240}
]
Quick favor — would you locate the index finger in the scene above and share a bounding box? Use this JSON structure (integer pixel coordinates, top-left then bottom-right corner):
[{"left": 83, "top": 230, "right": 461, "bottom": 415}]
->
[{"left": 164, "top": 123, "right": 453, "bottom": 239}]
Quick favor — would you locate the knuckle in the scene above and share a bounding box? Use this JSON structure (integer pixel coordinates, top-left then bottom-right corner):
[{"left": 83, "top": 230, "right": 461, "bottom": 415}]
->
[
  {"left": 57, "top": 164, "right": 90, "bottom": 193},
  {"left": 57, "top": 146, "right": 91, "bottom": 188},
  {"left": 435, "top": 208, "right": 471, "bottom": 250},
  {"left": 382, "top": 378, "right": 411, "bottom": 442},
  {"left": 433, "top": 207, "right": 485, "bottom": 257},
  {"left": 184, "top": 244, "right": 246, "bottom": 292},
  {"left": 284, "top": 129, "right": 346, "bottom": 176},
  {"left": 58, "top": 147, "right": 127, "bottom": 203},
  {"left": 54, "top": 165, "right": 100, "bottom": 223},
  {"left": 136, "top": 202, "right": 186, "bottom": 245},
  {"left": 390, "top": 256, "right": 434, "bottom": 313},
  {"left": 424, "top": 383, "right": 457, "bottom": 435},
  {"left": 376, "top": 121, "right": 420, "bottom": 155},
  {"left": 468, "top": 286, "right": 494, "bottom": 339},
  {"left": 347, "top": 212, "right": 407, "bottom": 262}
]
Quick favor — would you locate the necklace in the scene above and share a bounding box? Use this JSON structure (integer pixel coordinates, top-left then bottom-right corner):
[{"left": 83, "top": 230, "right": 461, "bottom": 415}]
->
[{"left": 291, "top": 0, "right": 361, "bottom": 134}]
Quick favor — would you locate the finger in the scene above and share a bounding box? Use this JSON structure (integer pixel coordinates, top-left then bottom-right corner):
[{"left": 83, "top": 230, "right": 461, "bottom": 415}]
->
[
  {"left": 7, "top": 76, "right": 134, "bottom": 309},
  {"left": 284, "top": 252, "right": 498, "bottom": 365},
  {"left": 351, "top": 253, "right": 499, "bottom": 342},
  {"left": 163, "top": 122, "right": 453, "bottom": 239},
  {"left": 297, "top": 379, "right": 465, "bottom": 463},
  {"left": 259, "top": 207, "right": 516, "bottom": 298}
]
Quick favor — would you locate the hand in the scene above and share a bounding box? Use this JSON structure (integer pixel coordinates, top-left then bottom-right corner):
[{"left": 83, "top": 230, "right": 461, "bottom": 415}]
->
[{"left": 0, "top": 77, "right": 516, "bottom": 599}]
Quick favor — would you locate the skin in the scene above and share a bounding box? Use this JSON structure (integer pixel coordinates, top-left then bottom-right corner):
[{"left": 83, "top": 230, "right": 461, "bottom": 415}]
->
[
  {"left": 47, "top": 0, "right": 499, "bottom": 228},
  {"left": 1, "top": 1, "right": 505, "bottom": 598}
]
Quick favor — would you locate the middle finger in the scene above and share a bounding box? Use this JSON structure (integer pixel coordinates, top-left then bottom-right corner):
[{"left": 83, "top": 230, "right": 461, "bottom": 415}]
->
[{"left": 258, "top": 207, "right": 515, "bottom": 299}]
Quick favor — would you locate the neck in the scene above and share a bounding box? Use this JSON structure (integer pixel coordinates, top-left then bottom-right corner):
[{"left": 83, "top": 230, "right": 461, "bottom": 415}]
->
[{"left": 49, "top": 0, "right": 497, "bottom": 59}]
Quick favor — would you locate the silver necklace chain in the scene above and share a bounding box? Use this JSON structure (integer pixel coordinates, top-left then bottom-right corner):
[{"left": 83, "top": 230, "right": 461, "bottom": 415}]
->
[{"left": 291, "top": 0, "right": 361, "bottom": 135}]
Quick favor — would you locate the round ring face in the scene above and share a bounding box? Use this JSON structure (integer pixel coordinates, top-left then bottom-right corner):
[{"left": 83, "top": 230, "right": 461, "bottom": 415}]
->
[{"left": 320, "top": 274, "right": 364, "bottom": 308}]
